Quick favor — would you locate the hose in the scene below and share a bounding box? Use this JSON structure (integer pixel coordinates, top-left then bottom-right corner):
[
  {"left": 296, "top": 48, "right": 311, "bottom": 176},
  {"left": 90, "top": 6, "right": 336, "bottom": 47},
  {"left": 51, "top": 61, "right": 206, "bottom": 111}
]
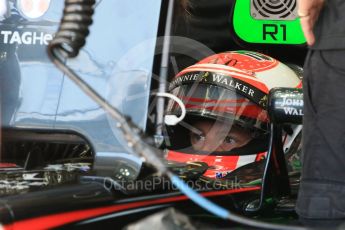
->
[{"left": 50, "top": 0, "right": 95, "bottom": 58}]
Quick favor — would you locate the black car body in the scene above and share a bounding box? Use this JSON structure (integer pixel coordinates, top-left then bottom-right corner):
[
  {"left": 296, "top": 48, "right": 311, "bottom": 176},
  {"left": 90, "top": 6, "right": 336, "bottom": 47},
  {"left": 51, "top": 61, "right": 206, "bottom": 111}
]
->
[{"left": 0, "top": 0, "right": 310, "bottom": 229}]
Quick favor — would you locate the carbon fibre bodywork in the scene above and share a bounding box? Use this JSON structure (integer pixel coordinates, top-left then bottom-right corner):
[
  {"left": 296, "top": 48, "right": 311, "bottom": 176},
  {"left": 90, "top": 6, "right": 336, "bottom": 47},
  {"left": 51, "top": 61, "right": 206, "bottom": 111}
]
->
[{"left": 0, "top": 1, "right": 310, "bottom": 229}]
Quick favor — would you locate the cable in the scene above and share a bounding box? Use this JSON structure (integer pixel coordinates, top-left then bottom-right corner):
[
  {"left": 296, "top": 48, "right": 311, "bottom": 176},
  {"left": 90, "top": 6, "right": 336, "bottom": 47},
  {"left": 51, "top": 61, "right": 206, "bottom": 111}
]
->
[
  {"left": 50, "top": 0, "right": 95, "bottom": 58},
  {"left": 169, "top": 172, "right": 307, "bottom": 230}
]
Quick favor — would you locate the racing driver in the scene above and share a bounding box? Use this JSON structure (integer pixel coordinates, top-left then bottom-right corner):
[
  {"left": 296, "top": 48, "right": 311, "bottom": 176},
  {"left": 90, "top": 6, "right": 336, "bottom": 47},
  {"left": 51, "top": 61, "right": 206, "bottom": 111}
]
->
[{"left": 164, "top": 50, "right": 302, "bottom": 179}]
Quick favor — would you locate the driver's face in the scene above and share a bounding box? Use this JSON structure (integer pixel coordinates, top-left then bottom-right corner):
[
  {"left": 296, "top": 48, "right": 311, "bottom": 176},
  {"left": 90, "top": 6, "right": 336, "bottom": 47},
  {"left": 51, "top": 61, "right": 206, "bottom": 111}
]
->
[{"left": 190, "top": 120, "right": 253, "bottom": 152}]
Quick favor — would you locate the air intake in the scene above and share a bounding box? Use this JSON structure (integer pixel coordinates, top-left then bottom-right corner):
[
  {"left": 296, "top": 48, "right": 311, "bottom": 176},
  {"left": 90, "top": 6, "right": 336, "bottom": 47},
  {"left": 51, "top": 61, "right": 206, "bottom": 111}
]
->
[{"left": 251, "top": 0, "right": 297, "bottom": 20}]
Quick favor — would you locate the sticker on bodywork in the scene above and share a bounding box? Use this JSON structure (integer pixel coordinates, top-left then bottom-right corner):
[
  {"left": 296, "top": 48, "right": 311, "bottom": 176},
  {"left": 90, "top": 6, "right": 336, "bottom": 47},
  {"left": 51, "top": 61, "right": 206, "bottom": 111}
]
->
[{"left": 232, "top": 0, "right": 306, "bottom": 45}]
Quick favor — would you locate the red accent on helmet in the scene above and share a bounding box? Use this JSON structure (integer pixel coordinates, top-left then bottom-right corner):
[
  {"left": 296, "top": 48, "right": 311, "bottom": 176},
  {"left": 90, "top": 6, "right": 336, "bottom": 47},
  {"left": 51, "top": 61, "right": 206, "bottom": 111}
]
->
[{"left": 198, "top": 51, "right": 279, "bottom": 72}]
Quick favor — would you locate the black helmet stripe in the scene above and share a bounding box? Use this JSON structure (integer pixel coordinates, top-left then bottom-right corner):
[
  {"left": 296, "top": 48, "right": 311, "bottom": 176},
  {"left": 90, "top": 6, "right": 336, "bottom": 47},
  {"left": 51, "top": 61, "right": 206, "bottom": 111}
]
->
[{"left": 169, "top": 71, "right": 268, "bottom": 108}]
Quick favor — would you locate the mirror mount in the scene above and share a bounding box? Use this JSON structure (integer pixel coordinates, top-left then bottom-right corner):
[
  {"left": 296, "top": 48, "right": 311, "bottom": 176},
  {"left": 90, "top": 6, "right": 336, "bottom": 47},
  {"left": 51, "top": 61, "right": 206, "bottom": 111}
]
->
[{"left": 245, "top": 87, "right": 303, "bottom": 213}]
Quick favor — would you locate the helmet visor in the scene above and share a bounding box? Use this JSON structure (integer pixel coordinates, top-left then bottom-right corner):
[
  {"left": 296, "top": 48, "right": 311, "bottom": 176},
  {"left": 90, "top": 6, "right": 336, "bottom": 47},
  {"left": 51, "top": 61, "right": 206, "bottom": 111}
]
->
[{"left": 166, "top": 84, "right": 268, "bottom": 131}]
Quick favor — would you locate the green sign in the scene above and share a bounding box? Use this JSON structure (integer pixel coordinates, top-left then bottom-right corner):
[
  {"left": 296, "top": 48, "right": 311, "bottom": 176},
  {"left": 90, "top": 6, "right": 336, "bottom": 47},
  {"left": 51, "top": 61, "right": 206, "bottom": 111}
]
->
[{"left": 233, "top": 0, "right": 306, "bottom": 45}]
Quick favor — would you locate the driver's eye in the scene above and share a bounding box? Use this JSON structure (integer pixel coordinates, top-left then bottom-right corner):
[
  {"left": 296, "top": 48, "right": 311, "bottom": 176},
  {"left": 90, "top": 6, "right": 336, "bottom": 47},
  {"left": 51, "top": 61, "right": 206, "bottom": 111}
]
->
[
  {"left": 191, "top": 133, "right": 205, "bottom": 142},
  {"left": 224, "top": 136, "right": 235, "bottom": 144}
]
